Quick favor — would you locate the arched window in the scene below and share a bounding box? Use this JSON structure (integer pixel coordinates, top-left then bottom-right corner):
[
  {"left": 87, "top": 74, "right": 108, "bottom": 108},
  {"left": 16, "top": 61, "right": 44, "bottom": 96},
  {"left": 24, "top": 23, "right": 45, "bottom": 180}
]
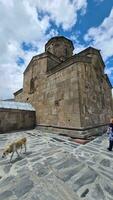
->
[{"left": 30, "top": 78, "right": 34, "bottom": 93}]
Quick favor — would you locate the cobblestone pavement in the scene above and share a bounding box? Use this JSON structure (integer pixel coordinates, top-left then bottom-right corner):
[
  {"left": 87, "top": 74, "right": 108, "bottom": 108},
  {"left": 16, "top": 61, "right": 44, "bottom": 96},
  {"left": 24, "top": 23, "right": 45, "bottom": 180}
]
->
[{"left": 0, "top": 129, "right": 113, "bottom": 200}]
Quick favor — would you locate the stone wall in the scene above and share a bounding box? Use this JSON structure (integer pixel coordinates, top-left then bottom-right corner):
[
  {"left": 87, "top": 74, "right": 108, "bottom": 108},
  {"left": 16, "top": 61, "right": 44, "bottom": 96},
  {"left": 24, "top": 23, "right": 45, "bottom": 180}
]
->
[
  {"left": 78, "top": 54, "right": 112, "bottom": 128},
  {"left": 14, "top": 91, "right": 23, "bottom": 102},
  {"left": 0, "top": 108, "right": 36, "bottom": 133},
  {"left": 18, "top": 55, "right": 82, "bottom": 128},
  {"left": 45, "top": 62, "right": 81, "bottom": 127},
  {"left": 21, "top": 54, "right": 48, "bottom": 125},
  {"left": 15, "top": 52, "right": 112, "bottom": 129},
  {"left": 14, "top": 37, "right": 113, "bottom": 138},
  {"left": 45, "top": 36, "right": 74, "bottom": 61}
]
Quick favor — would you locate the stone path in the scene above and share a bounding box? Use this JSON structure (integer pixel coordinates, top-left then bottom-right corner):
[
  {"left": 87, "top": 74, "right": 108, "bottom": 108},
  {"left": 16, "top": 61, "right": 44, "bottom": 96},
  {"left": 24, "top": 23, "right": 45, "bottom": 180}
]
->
[{"left": 0, "top": 129, "right": 113, "bottom": 200}]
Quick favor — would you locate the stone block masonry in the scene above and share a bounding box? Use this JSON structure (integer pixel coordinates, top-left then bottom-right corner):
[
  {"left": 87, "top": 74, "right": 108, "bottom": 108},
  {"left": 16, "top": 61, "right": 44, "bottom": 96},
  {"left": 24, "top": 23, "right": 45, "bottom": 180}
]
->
[
  {"left": 0, "top": 102, "right": 36, "bottom": 133},
  {"left": 14, "top": 36, "right": 113, "bottom": 138}
]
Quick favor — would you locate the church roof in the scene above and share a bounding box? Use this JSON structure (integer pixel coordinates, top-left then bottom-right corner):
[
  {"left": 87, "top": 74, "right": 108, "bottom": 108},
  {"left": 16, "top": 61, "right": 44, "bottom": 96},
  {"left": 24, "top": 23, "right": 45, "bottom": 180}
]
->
[
  {"left": 78, "top": 46, "right": 105, "bottom": 68},
  {"left": 47, "top": 54, "right": 92, "bottom": 75},
  {"left": 14, "top": 88, "right": 23, "bottom": 96},
  {"left": 0, "top": 101, "right": 35, "bottom": 111},
  {"left": 45, "top": 36, "right": 74, "bottom": 50}
]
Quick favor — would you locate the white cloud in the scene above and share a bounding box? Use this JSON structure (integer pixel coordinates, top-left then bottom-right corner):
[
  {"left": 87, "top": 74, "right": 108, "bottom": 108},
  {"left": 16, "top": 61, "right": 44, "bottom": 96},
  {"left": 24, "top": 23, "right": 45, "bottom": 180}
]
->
[
  {"left": 0, "top": 0, "right": 87, "bottom": 99},
  {"left": 84, "top": 7, "right": 113, "bottom": 93},
  {"left": 0, "top": 62, "right": 23, "bottom": 99},
  {"left": 84, "top": 8, "right": 113, "bottom": 93},
  {"left": 70, "top": 34, "right": 87, "bottom": 54},
  {"left": 30, "top": 0, "right": 87, "bottom": 30},
  {"left": 84, "top": 7, "right": 113, "bottom": 61},
  {"left": 104, "top": 67, "right": 113, "bottom": 76},
  {"left": 0, "top": 0, "right": 51, "bottom": 99}
]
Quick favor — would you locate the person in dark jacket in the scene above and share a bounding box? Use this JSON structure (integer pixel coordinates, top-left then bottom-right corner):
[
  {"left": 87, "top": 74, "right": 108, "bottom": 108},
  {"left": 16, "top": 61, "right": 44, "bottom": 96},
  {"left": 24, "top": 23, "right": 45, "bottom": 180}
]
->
[{"left": 107, "top": 118, "right": 113, "bottom": 151}]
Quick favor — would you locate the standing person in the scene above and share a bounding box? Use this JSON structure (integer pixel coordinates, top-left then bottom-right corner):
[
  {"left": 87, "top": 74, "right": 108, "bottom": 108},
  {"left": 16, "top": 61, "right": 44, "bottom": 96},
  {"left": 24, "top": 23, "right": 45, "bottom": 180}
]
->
[{"left": 107, "top": 118, "right": 113, "bottom": 151}]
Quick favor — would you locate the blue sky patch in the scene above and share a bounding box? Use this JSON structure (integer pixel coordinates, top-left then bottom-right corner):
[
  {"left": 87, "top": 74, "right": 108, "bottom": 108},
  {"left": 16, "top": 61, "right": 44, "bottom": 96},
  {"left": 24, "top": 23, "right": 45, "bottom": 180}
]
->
[
  {"left": 16, "top": 57, "right": 25, "bottom": 66},
  {"left": 1, "top": 0, "right": 113, "bottom": 99},
  {"left": 21, "top": 42, "right": 38, "bottom": 52}
]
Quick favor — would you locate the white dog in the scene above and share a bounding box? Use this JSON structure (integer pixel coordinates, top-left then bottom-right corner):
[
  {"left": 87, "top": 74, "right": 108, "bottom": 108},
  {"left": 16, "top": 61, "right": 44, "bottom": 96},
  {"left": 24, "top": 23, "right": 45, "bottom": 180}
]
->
[{"left": 2, "top": 137, "right": 27, "bottom": 162}]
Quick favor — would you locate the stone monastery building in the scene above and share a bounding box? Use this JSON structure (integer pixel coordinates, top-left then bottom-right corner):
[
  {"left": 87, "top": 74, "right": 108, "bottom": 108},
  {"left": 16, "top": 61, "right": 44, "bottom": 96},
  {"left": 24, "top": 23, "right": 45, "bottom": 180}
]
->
[{"left": 14, "top": 36, "right": 113, "bottom": 138}]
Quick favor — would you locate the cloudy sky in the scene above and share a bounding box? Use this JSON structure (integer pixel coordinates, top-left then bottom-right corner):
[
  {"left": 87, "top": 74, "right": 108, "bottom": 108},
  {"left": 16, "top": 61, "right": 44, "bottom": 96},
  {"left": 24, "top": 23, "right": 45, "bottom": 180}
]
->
[{"left": 0, "top": 0, "right": 113, "bottom": 99}]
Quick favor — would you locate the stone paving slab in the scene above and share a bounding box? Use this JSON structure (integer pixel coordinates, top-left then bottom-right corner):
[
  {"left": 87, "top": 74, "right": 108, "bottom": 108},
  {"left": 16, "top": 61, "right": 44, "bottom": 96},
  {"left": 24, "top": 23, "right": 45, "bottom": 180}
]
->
[{"left": 0, "top": 129, "right": 113, "bottom": 200}]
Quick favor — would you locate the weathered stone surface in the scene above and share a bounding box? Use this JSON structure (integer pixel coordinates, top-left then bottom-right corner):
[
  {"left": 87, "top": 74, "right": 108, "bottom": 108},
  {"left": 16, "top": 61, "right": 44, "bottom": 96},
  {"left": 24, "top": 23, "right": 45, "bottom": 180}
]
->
[
  {"left": 103, "top": 181, "right": 113, "bottom": 196},
  {"left": 3, "top": 164, "right": 12, "bottom": 173},
  {"left": 0, "top": 108, "right": 35, "bottom": 133},
  {"left": 45, "top": 36, "right": 74, "bottom": 61},
  {"left": 16, "top": 159, "right": 28, "bottom": 166},
  {"left": 100, "top": 159, "right": 110, "bottom": 167},
  {"left": 14, "top": 89, "right": 23, "bottom": 102},
  {"left": 0, "top": 129, "right": 113, "bottom": 200},
  {"left": 60, "top": 164, "right": 85, "bottom": 182},
  {"left": 55, "top": 158, "right": 80, "bottom": 170},
  {"left": 81, "top": 188, "right": 89, "bottom": 198},
  {"left": 0, "top": 190, "right": 13, "bottom": 200},
  {"left": 73, "top": 167, "right": 98, "bottom": 191},
  {"left": 13, "top": 177, "right": 34, "bottom": 198},
  {"left": 0, "top": 176, "right": 15, "bottom": 187},
  {"left": 14, "top": 36, "right": 112, "bottom": 138},
  {"left": 89, "top": 184, "right": 105, "bottom": 200}
]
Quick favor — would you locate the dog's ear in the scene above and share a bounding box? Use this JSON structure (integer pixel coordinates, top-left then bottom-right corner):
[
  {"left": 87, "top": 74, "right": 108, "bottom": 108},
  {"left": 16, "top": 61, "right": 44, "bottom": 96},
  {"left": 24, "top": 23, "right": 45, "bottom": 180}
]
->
[
  {"left": 3, "top": 149, "right": 9, "bottom": 157},
  {"left": 2, "top": 152, "right": 6, "bottom": 158}
]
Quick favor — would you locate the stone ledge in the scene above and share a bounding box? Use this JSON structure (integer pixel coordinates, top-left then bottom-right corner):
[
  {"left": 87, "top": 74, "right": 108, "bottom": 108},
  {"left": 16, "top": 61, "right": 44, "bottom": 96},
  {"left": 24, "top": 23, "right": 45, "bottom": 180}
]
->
[{"left": 36, "top": 124, "right": 107, "bottom": 139}]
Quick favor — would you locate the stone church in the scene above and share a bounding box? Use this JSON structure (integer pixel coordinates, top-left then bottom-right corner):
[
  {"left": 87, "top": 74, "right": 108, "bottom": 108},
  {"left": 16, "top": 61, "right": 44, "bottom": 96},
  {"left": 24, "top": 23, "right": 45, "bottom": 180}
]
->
[{"left": 14, "top": 36, "right": 113, "bottom": 138}]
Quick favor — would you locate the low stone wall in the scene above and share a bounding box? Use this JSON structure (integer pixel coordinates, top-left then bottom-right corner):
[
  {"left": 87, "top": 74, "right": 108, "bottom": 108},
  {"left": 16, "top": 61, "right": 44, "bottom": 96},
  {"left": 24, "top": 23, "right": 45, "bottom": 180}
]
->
[
  {"left": 0, "top": 108, "right": 36, "bottom": 133},
  {"left": 36, "top": 124, "right": 108, "bottom": 139}
]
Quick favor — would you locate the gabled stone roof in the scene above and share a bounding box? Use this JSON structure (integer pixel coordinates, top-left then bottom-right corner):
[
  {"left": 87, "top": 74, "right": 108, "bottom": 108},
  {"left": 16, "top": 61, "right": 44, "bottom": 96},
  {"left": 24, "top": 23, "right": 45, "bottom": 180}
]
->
[
  {"left": 14, "top": 88, "right": 23, "bottom": 96},
  {"left": 0, "top": 101, "right": 35, "bottom": 111},
  {"left": 45, "top": 36, "right": 74, "bottom": 50},
  {"left": 23, "top": 51, "right": 61, "bottom": 74},
  {"left": 78, "top": 46, "right": 105, "bottom": 68},
  {"left": 47, "top": 54, "right": 92, "bottom": 75}
]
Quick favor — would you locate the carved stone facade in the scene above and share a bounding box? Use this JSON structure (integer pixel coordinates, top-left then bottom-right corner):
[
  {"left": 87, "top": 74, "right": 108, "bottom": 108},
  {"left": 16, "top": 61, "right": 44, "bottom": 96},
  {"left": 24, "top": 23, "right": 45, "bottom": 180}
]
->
[{"left": 14, "top": 36, "right": 113, "bottom": 138}]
